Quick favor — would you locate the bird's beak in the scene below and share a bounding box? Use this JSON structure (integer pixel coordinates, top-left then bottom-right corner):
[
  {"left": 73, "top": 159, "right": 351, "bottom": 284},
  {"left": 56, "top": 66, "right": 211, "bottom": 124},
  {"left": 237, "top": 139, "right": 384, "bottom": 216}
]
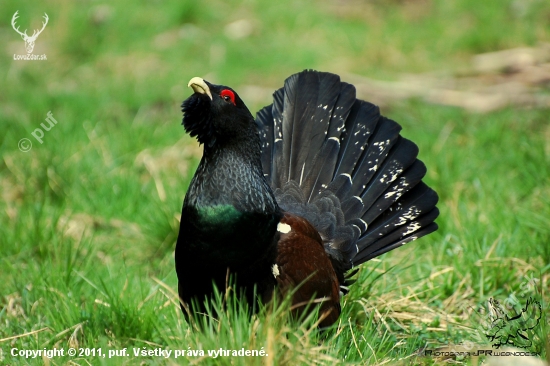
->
[{"left": 188, "top": 77, "right": 213, "bottom": 100}]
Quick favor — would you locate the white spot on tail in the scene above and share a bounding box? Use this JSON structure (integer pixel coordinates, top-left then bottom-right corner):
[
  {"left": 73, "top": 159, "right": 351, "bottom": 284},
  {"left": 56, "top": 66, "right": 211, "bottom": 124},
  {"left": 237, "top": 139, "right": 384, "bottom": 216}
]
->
[
  {"left": 272, "top": 264, "right": 280, "bottom": 278},
  {"left": 299, "top": 162, "right": 306, "bottom": 186},
  {"left": 402, "top": 221, "right": 422, "bottom": 236},
  {"left": 342, "top": 173, "right": 352, "bottom": 184},
  {"left": 277, "top": 222, "right": 291, "bottom": 234},
  {"left": 357, "top": 218, "right": 368, "bottom": 231},
  {"left": 403, "top": 236, "right": 418, "bottom": 244},
  {"left": 395, "top": 206, "right": 421, "bottom": 226}
]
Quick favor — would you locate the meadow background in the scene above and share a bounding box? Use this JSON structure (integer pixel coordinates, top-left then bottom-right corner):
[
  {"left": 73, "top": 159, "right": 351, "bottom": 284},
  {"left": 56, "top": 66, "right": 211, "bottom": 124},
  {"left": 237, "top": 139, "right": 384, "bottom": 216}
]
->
[{"left": 1, "top": 0, "right": 549, "bottom": 364}]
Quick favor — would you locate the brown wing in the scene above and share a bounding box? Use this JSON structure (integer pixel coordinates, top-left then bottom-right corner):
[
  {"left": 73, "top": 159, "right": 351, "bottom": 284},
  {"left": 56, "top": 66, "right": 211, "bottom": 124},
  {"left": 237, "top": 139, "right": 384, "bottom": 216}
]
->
[{"left": 269, "top": 212, "right": 341, "bottom": 327}]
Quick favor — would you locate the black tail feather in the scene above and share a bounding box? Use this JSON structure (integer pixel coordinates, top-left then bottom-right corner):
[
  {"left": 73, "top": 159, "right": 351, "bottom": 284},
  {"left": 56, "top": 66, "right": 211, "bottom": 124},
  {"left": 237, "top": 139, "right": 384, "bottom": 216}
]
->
[
  {"left": 326, "top": 173, "right": 353, "bottom": 202},
  {"left": 302, "top": 137, "right": 341, "bottom": 202},
  {"left": 359, "top": 137, "right": 419, "bottom": 213},
  {"left": 326, "top": 82, "right": 356, "bottom": 139},
  {"left": 334, "top": 101, "right": 380, "bottom": 177},
  {"left": 357, "top": 182, "right": 439, "bottom": 248},
  {"left": 354, "top": 220, "right": 439, "bottom": 264},
  {"left": 271, "top": 85, "right": 287, "bottom": 188},
  {"left": 349, "top": 118, "right": 402, "bottom": 197},
  {"left": 257, "top": 106, "right": 274, "bottom": 181},
  {"left": 341, "top": 196, "right": 364, "bottom": 223},
  {"left": 361, "top": 159, "right": 426, "bottom": 224}
]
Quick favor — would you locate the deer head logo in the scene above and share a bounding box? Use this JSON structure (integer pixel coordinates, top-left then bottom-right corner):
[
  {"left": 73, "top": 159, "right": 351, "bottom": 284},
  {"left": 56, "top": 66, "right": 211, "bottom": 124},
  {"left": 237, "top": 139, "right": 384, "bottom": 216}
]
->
[{"left": 11, "top": 11, "right": 49, "bottom": 54}]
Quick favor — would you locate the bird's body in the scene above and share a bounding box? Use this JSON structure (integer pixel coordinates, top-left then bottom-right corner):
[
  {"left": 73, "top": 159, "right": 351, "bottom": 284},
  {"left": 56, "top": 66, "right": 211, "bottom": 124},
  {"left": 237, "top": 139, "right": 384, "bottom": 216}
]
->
[{"left": 176, "top": 71, "right": 439, "bottom": 326}]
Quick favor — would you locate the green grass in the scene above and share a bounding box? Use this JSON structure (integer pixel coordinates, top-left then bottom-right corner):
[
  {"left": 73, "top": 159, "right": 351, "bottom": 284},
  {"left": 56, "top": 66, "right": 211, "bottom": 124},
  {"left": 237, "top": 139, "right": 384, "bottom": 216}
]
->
[{"left": 1, "top": 0, "right": 549, "bottom": 364}]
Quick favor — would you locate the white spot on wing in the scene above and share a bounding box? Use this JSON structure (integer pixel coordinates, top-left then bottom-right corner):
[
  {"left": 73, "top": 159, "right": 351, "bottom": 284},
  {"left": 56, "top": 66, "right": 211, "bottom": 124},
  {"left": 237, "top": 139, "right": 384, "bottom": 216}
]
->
[
  {"left": 277, "top": 222, "right": 291, "bottom": 234},
  {"left": 271, "top": 264, "right": 280, "bottom": 278}
]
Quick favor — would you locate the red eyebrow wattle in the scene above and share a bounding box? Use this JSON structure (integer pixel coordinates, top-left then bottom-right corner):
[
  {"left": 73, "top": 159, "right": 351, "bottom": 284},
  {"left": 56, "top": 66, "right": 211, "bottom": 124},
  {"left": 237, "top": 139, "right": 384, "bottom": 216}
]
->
[{"left": 220, "top": 89, "right": 236, "bottom": 105}]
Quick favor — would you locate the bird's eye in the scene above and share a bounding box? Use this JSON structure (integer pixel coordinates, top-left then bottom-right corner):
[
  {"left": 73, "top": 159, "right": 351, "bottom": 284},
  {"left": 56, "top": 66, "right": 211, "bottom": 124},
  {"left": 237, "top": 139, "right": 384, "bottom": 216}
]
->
[{"left": 220, "top": 89, "right": 236, "bottom": 105}]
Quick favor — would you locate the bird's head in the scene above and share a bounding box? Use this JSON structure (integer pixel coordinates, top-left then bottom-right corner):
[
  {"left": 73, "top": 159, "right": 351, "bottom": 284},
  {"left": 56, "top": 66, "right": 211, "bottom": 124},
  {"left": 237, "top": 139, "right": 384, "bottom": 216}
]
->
[{"left": 182, "top": 77, "right": 255, "bottom": 147}]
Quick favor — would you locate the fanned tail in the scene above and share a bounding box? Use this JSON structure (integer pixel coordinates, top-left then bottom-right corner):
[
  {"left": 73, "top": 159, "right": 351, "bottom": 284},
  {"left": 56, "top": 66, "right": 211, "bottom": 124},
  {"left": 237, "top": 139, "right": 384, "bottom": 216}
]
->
[{"left": 256, "top": 70, "right": 438, "bottom": 274}]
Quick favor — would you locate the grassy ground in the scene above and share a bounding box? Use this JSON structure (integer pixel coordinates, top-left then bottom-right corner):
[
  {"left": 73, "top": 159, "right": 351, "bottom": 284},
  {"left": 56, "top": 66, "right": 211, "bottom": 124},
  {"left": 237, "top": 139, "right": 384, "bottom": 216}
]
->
[{"left": 1, "top": 0, "right": 549, "bottom": 364}]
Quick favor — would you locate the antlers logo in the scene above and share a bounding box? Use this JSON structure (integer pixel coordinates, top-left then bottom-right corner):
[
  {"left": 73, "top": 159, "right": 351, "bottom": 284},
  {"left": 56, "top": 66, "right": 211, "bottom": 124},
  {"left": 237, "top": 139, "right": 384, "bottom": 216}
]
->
[{"left": 11, "top": 10, "right": 49, "bottom": 54}]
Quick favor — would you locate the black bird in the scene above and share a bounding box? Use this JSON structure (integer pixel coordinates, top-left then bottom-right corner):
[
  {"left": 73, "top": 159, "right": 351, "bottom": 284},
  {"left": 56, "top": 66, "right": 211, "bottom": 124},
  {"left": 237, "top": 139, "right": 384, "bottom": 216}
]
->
[{"left": 176, "top": 70, "right": 439, "bottom": 326}]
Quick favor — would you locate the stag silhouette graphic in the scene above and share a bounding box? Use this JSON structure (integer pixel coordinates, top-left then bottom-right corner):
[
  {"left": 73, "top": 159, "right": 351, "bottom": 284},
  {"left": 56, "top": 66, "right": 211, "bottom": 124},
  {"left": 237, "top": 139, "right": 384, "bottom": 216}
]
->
[{"left": 11, "top": 11, "right": 49, "bottom": 54}]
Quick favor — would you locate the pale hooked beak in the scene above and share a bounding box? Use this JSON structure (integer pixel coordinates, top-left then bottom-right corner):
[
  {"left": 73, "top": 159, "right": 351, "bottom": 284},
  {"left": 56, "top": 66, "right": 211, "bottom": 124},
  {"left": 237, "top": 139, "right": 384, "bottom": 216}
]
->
[{"left": 188, "top": 77, "right": 213, "bottom": 100}]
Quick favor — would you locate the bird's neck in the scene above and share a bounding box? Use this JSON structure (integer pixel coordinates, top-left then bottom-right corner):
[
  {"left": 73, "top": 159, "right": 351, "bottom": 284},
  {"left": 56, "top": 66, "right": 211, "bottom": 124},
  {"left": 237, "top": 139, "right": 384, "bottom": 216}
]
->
[{"left": 185, "top": 138, "right": 279, "bottom": 215}]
